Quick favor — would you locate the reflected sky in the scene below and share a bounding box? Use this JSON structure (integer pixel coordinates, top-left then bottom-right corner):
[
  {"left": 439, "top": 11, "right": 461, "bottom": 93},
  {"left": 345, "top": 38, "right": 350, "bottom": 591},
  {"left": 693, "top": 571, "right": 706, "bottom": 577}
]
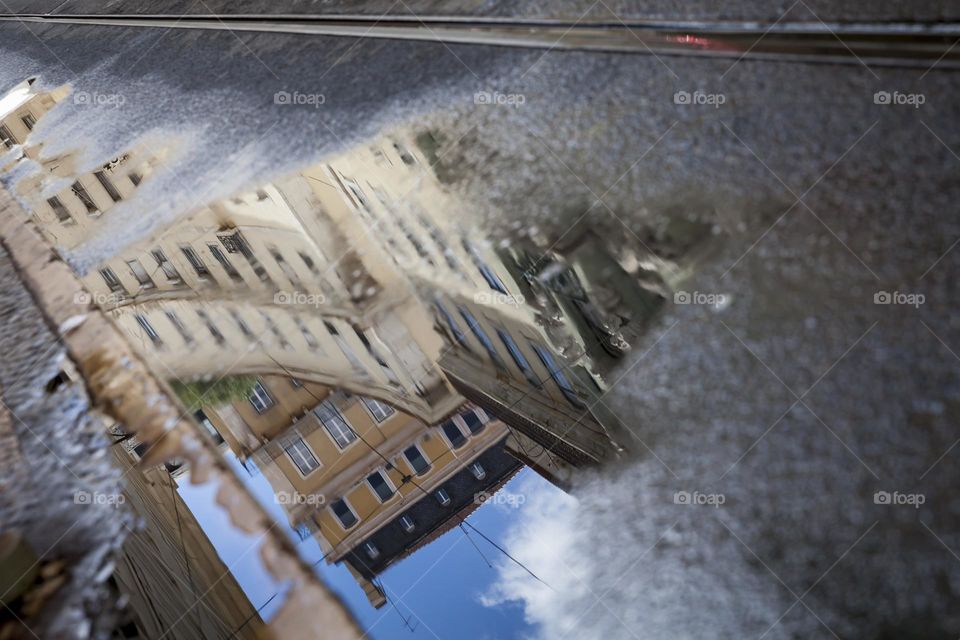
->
[{"left": 181, "top": 453, "right": 552, "bottom": 638}]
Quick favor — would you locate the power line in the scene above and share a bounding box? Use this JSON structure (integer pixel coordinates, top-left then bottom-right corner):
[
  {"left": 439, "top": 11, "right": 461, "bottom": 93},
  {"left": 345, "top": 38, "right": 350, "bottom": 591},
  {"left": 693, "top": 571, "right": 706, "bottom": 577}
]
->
[
  {"left": 459, "top": 523, "right": 493, "bottom": 569},
  {"left": 376, "top": 579, "right": 418, "bottom": 633},
  {"left": 262, "top": 353, "right": 554, "bottom": 592}
]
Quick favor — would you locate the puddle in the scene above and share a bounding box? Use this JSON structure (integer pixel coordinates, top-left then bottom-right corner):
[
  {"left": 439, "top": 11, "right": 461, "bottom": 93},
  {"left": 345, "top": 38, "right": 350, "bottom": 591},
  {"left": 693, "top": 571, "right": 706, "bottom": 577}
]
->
[{"left": 1, "top": 17, "right": 959, "bottom": 640}]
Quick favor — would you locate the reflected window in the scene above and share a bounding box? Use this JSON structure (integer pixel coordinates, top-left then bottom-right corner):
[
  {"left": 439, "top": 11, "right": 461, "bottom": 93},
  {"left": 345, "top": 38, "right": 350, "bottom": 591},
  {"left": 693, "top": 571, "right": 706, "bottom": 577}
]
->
[
  {"left": 325, "top": 321, "right": 365, "bottom": 372},
  {"left": 399, "top": 515, "right": 415, "bottom": 533},
  {"left": 20, "top": 113, "right": 36, "bottom": 131},
  {"left": 366, "top": 470, "right": 395, "bottom": 502},
  {"left": 209, "top": 244, "right": 242, "bottom": 280},
  {"left": 344, "top": 179, "right": 368, "bottom": 208},
  {"left": 269, "top": 247, "right": 300, "bottom": 286},
  {"left": 99, "top": 267, "right": 124, "bottom": 293},
  {"left": 434, "top": 301, "right": 468, "bottom": 347},
  {"left": 284, "top": 436, "right": 320, "bottom": 476},
  {"left": 361, "top": 397, "right": 395, "bottom": 423},
  {"left": 464, "top": 240, "right": 508, "bottom": 293},
  {"left": 298, "top": 251, "right": 319, "bottom": 274},
  {"left": 531, "top": 343, "right": 586, "bottom": 408},
  {"left": 331, "top": 499, "right": 358, "bottom": 529},
  {"left": 478, "top": 263, "right": 507, "bottom": 293},
  {"left": 403, "top": 444, "right": 430, "bottom": 475},
  {"left": 134, "top": 314, "right": 162, "bottom": 348},
  {"left": 441, "top": 421, "right": 467, "bottom": 449},
  {"left": 0, "top": 124, "right": 14, "bottom": 148},
  {"left": 151, "top": 249, "right": 181, "bottom": 282},
  {"left": 461, "top": 409, "right": 486, "bottom": 434},
  {"left": 248, "top": 380, "right": 274, "bottom": 413},
  {"left": 71, "top": 181, "right": 98, "bottom": 214},
  {"left": 353, "top": 327, "right": 398, "bottom": 383},
  {"left": 230, "top": 234, "right": 271, "bottom": 282},
  {"left": 196, "top": 309, "right": 226, "bottom": 346},
  {"left": 363, "top": 541, "right": 380, "bottom": 559},
  {"left": 126, "top": 259, "right": 155, "bottom": 289},
  {"left": 261, "top": 311, "right": 290, "bottom": 349},
  {"left": 164, "top": 310, "right": 194, "bottom": 345},
  {"left": 469, "top": 462, "right": 486, "bottom": 480},
  {"left": 294, "top": 315, "right": 319, "bottom": 350},
  {"left": 497, "top": 328, "right": 540, "bottom": 386},
  {"left": 393, "top": 142, "right": 416, "bottom": 165},
  {"left": 47, "top": 196, "right": 71, "bottom": 223},
  {"left": 180, "top": 245, "right": 209, "bottom": 277},
  {"left": 230, "top": 310, "right": 254, "bottom": 339},
  {"left": 315, "top": 400, "right": 357, "bottom": 448},
  {"left": 435, "top": 488, "right": 451, "bottom": 506},
  {"left": 94, "top": 170, "right": 122, "bottom": 202},
  {"left": 458, "top": 307, "right": 505, "bottom": 368}
]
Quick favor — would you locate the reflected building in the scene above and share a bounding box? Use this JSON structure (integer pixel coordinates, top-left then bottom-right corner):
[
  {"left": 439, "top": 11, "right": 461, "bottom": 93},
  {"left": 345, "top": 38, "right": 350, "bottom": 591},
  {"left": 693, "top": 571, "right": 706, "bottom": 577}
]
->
[
  {"left": 31, "top": 147, "right": 159, "bottom": 250},
  {"left": 2, "top": 77, "right": 664, "bottom": 622},
  {"left": 110, "top": 443, "right": 265, "bottom": 640},
  {"left": 0, "top": 79, "right": 68, "bottom": 159},
  {"left": 52, "top": 126, "right": 641, "bottom": 480},
  {"left": 201, "top": 374, "right": 519, "bottom": 609},
  {"left": 59, "top": 156, "right": 462, "bottom": 423},
  {"left": 1, "top": 80, "right": 158, "bottom": 253},
  {"left": 5, "top": 79, "right": 662, "bottom": 489},
  {"left": 295, "top": 135, "right": 649, "bottom": 483}
]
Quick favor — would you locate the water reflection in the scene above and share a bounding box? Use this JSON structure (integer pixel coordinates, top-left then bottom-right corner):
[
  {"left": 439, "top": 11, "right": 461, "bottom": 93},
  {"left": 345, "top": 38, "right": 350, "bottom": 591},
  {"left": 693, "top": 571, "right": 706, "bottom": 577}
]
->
[
  {"left": 1, "top": 76, "right": 665, "bottom": 638},
  {"left": 5, "top": 14, "right": 960, "bottom": 632}
]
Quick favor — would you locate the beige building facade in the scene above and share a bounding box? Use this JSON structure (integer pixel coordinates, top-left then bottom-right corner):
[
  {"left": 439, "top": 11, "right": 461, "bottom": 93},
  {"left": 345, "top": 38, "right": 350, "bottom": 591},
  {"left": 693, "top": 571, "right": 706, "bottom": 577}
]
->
[{"left": 201, "top": 372, "right": 509, "bottom": 608}]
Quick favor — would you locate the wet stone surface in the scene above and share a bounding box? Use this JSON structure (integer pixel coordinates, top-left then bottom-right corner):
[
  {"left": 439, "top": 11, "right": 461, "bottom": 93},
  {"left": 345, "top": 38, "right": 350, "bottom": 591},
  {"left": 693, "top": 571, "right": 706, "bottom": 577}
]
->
[{"left": 0, "top": 10, "right": 958, "bottom": 640}]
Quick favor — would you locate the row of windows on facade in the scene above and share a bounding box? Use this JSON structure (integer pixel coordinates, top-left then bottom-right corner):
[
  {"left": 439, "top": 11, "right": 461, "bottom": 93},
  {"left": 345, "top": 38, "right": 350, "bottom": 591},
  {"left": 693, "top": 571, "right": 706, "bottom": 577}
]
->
[
  {"left": 436, "top": 299, "right": 587, "bottom": 409},
  {"left": 354, "top": 459, "right": 487, "bottom": 561},
  {"left": 343, "top": 175, "right": 457, "bottom": 275},
  {"left": 0, "top": 113, "right": 36, "bottom": 148},
  {"left": 132, "top": 303, "right": 328, "bottom": 353},
  {"left": 281, "top": 394, "right": 485, "bottom": 470},
  {"left": 255, "top": 383, "right": 397, "bottom": 446},
  {"left": 282, "top": 405, "right": 488, "bottom": 530},
  {"left": 100, "top": 236, "right": 326, "bottom": 298},
  {"left": 339, "top": 172, "right": 510, "bottom": 295},
  {"left": 44, "top": 169, "right": 140, "bottom": 225},
  {"left": 133, "top": 308, "right": 406, "bottom": 411},
  {"left": 134, "top": 311, "right": 419, "bottom": 413},
  {"left": 334, "top": 459, "right": 488, "bottom": 546}
]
